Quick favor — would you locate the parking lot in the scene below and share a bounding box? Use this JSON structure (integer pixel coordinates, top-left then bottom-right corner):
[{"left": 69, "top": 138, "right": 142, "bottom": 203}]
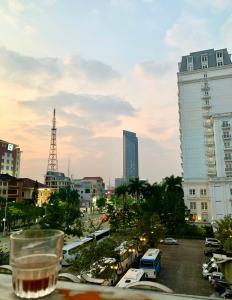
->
[{"left": 157, "top": 239, "right": 214, "bottom": 296}]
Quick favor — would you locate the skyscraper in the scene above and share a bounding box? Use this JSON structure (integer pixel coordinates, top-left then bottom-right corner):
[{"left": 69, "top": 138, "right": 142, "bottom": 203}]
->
[
  {"left": 0, "top": 140, "right": 21, "bottom": 177},
  {"left": 123, "top": 130, "right": 138, "bottom": 183},
  {"left": 178, "top": 48, "right": 232, "bottom": 222}
]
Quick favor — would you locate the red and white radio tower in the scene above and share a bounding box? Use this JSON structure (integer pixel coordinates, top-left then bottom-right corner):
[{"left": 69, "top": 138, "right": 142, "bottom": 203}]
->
[{"left": 47, "top": 108, "right": 58, "bottom": 171}]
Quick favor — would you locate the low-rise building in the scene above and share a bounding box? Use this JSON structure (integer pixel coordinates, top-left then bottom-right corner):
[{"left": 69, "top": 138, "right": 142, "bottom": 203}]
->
[
  {"left": 45, "top": 171, "right": 71, "bottom": 190},
  {"left": 72, "top": 177, "right": 105, "bottom": 209}
]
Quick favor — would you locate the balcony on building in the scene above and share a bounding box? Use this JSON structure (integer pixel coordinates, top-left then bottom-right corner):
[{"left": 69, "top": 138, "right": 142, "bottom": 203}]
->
[
  {"left": 203, "top": 121, "right": 213, "bottom": 128},
  {"left": 201, "top": 84, "right": 210, "bottom": 91},
  {"left": 202, "top": 103, "right": 212, "bottom": 109},
  {"left": 202, "top": 111, "right": 212, "bottom": 118},
  {"left": 206, "top": 150, "right": 215, "bottom": 157},
  {"left": 205, "top": 139, "right": 215, "bottom": 146},
  {"left": 204, "top": 129, "right": 214, "bottom": 137},
  {"left": 222, "top": 134, "right": 232, "bottom": 140},
  {"left": 207, "top": 159, "right": 216, "bottom": 166},
  {"left": 207, "top": 168, "right": 217, "bottom": 176},
  {"left": 202, "top": 94, "right": 211, "bottom": 100},
  {"left": 222, "top": 123, "right": 230, "bottom": 129},
  {"left": 224, "top": 145, "right": 232, "bottom": 151},
  {"left": 224, "top": 156, "right": 232, "bottom": 162}
]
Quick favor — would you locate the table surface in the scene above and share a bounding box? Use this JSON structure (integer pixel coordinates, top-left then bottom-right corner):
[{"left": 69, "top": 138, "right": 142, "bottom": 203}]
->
[{"left": 0, "top": 274, "right": 215, "bottom": 300}]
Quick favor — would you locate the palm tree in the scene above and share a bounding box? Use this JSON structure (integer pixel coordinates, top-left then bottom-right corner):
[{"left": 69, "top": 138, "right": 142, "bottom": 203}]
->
[
  {"left": 127, "top": 177, "right": 147, "bottom": 202},
  {"left": 163, "top": 175, "right": 183, "bottom": 195},
  {"left": 115, "top": 184, "right": 128, "bottom": 206}
]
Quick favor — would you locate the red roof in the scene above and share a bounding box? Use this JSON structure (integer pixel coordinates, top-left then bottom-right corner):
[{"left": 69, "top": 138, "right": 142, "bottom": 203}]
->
[{"left": 18, "top": 178, "right": 48, "bottom": 188}]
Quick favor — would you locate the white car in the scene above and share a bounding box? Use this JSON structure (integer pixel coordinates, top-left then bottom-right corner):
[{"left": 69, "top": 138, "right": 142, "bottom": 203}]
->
[
  {"left": 205, "top": 238, "right": 220, "bottom": 247},
  {"left": 160, "top": 237, "right": 178, "bottom": 245}
]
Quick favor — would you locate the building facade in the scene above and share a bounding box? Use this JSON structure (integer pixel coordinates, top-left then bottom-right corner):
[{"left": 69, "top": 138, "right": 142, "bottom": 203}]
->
[
  {"left": 0, "top": 140, "right": 21, "bottom": 178},
  {"left": 45, "top": 171, "right": 71, "bottom": 190},
  {"left": 178, "top": 48, "right": 232, "bottom": 222},
  {"left": 72, "top": 177, "right": 105, "bottom": 210},
  {"left": 123, "top": 130, "right": 138, "bottom": 184}
]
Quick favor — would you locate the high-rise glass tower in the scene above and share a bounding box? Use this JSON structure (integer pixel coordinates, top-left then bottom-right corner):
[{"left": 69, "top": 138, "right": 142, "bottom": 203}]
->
[{"left": 123, "top": 130, "right": 138, "bottom": 183}]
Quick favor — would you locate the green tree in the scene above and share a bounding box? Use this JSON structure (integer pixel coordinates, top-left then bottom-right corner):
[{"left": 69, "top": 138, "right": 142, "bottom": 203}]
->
[
  {"left": 215, "top": 215, "right": 232, "bottom": 253},
  {"left": 127, "top": 177, "right": 147, "bottom": 201},
  {"left": 115, "top": 184, "right": 128, "bottom": 206},
  {"left": 97, "top": 197, "right": 107, "bottom": 212},
  {"left": 40, "top": 187, "right": 82, "bottom": 236}
]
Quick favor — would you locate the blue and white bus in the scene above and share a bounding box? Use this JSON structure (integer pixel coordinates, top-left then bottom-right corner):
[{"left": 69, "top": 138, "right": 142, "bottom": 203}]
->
[{"left": 139, "top": 248, "right": 161, "bottom": 279}]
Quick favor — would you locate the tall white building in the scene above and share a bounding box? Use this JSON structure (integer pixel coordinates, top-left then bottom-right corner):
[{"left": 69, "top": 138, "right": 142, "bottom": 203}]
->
[{"left": 178, "top": 48, "right": 232, "bottom": 222}]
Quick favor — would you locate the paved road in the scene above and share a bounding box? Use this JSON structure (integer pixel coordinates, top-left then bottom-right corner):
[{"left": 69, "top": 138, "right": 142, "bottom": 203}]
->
[{"left": 157, "top": 239, "right": 214, "bottom": 296}]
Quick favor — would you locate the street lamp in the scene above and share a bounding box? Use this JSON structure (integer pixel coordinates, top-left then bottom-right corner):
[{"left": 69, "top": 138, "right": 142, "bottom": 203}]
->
[{"left": 3, "top": 196, "right": 8, "bottom": 236}]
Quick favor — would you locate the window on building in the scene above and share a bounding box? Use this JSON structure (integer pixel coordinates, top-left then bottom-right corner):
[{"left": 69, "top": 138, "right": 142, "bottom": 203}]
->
[
  {"left": 222, "top": 121, "right": 230, "bottom": 128},
  {"left": 204, "top": 91, "right": 208, "bottom": 96},
  {"left": 201, "top": 202, "right": 208, "bottom": 210},
  {"left": 217, "top": 61, "right": 223, "bottom": 67},
  {"left": 1, "top": 158, "right": 4, "bottom": 162},
  {"left": 22, "top": 192, "right": 24, "bottom": 197},
  {"left": 3, "top": 190, "right": 6, "bottom": 195},
  {"left": 187, "top": 56, "right": 193, "bottom": 63},
  {"left": 200, "top": 189, "right": 207, "bottom": 196},
  {"left": 223, "top": 131, "right": 231, "bottom": 138},
  {"left": 216, "top": 51, "right": 223, "bottom": 58},
  {"left": 190, "top": 202, "right": 196, "bottom": 210},
  {"left": 230, "top": 188, "right": 232, "bottom": 196},
  {"left": 6, "top": 166, "right": 9, "bottom": 170},
  {"left": 85, "top": 189, "right": 90, "bottom": 193},
  {"left": 204, "top": 73, "right": 207, "bottom": 78},
  {"left": 201, "top": 55, "right": 208, "bottom": 62},
  {"left": 189, "top": 189, "right": 195, "bottom": 195},
  {"left": 224, "top": 141, "right": 230, "bottom": 148},
  {"left": 225, "top": 153, "right": 232, "bottom": 160}
]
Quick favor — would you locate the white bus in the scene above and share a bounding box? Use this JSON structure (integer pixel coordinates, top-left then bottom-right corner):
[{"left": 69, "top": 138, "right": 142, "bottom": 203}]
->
[
  {"left": 87, "top": 229, "right": 111, "bottom": 242},
  {"left": 139, "top": 248, "right": 161, "bottom": 279},
  {"left": 62, "top": 237, "right": 93, "bottom": 266},
  {"left": 116, "top": 268, "right": 145, "bottom": 288},
  {"left": 115, "top": 241, "right": 138, "bottom": 275},
  {"left": 86, "top": 257, "right": 118, "bottom": 286}
]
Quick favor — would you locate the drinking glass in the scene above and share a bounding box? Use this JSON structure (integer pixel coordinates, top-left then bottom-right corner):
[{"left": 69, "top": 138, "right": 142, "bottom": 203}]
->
[{"left": 10, "top": 229, "right": 64, "bottom": 299}]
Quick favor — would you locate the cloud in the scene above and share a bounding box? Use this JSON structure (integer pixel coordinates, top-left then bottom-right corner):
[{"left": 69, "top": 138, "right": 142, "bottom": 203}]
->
[
  {"left": 221, "top": 14, "right": 232, "bottom": 50},
  {"left": 164, "top": 15, "right": 212, "bottom": 55},
  {"left": 0, "top": 47, "right": 121, "bottom": 89},
  {"left": 185, "top": 0, "right": 232, "bottom": 10},
  {"left": 20, "top": 92, "right": 136, "bottom": 128},
  {"left": 66, "top": 56, "right": 120, "bottom": 81},
  {"left": 135, "top": 59, "right": 174, "bottom": 76}
]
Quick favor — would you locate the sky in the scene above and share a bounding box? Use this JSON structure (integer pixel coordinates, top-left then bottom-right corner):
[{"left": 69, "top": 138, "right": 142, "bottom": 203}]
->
[{"left": 1, "top": 0, "right": 232, "bottom": 186}]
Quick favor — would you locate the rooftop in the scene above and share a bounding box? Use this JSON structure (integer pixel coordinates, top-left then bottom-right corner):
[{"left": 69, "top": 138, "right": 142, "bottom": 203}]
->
[{"left": 179, "top": 48, "right": 232, "bottom": 72}]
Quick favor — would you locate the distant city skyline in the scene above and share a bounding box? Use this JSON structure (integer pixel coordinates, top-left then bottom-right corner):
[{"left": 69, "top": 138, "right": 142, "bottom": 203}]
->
[{"left": 1, "top": 0, "right": 232, "bottom": 184}]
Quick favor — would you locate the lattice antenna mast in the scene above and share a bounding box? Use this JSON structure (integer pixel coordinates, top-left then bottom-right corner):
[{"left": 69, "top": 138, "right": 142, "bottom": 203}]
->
[{"left": 47, "top": 108, "right": 58, "bottom": 171}]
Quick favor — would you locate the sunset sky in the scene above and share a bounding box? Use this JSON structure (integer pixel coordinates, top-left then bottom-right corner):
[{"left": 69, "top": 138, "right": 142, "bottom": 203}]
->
[{"left": 1, "top": 0, "right": 232, "bottom": 185}]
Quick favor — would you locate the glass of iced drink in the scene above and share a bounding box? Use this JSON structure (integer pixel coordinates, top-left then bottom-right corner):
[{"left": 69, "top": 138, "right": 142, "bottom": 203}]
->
[{"left": 10, "top": 229, "right": 64, "bottom": 299}]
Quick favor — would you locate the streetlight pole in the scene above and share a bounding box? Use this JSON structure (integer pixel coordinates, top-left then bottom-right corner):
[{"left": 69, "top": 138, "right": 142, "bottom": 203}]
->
[{"left": 3, "top": 196, "right": 8, "bottom": 236}]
